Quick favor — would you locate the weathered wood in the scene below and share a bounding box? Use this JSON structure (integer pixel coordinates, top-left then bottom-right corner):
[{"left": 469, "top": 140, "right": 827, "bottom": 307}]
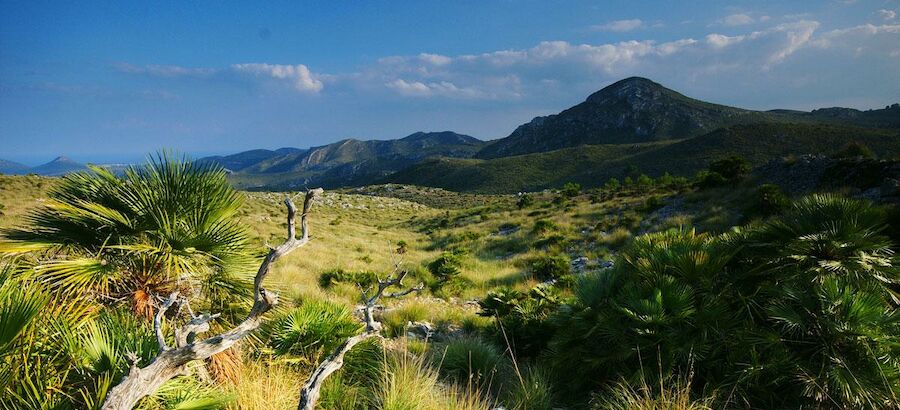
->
[
  {"left": 297, "top": 250, "right": 422, "bottom": 409},
  {"left": 297, "top": 332, "right": 379, "bottom": 410},
  {"left": 102, "top": 188, "right": 323, "bottom": 410}
]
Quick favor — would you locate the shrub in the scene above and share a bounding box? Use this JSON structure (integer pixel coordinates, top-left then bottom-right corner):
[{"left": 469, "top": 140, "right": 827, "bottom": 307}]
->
[
  {"left": 832, "top": 141, "right": 875, "bottom": 159},
  {"left": 528, "top": 254, "right": 571, "bottom": 281},
  {"left": 549, "top": 228, "right": 737, "bottom": 396},
  {"left": 636, "top": 174, "right": 654, "bottom": 188},
  {"left": 383, "top": 302, "right": 430, "bottom": 337},
  {"left": 561, "top": 182, "right": 582, "bottom": 198},
  {"left": 550, "top": 196, "right": 900, "bottom": 407},
  {"left": 516, "top": 194, "right": 534, "bottom": 210},
  {"left": 597, "top": 227, "right": 632, "bottom": 248},
  {"left": 657, "top": 172, "right": 675, "bottom": 187},
  {"left": 266, "top": 299, "right": 363, "bottom": 357},
  {"left": 479, "top": 285, "right": 560, "bottom": 358},
  {"left": 505, "top": 365, "right": 554, "bottom": 410},
  {"left": 427, "top": 251, "right": 465, "bottom": 280},
  {"left": 437, "top": 337, "right": 506, "bottom": 390},
  {"left": 603, "top": 178, "right": 621, "bottom": 191},
  {"left": 531, "top": 219, "right": 558, "bottom": 236},
  {"left": 746, "top": 183, "right": 790, "bottom": 218},
  {"left": 694, "top": 170, "right": 727, "bottom": 188},
  {"left": 432, "top": 275, "right": 475, "bottom": 298},
  {"left": 708, "top": 155, "right": 749, "bottom": 181},
  {"left": 396, "top": 240, "right": 408, "bottom": 255},
  {"left": 319, "top": 269, "right": 379, "bottom": 288}
]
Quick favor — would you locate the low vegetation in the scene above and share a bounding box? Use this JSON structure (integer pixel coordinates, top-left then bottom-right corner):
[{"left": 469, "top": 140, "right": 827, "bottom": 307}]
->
[{"left": 1, "top": 152, "right": 898, "bottom": 409}]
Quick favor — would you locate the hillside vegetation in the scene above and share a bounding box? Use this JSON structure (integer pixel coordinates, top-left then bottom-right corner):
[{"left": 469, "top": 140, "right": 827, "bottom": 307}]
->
[
  {"left": 387, "top": 123, "right": 900, "bottom": 193},
  {"left": 2, "top": 155, "right": 898, "bottom": 409}
]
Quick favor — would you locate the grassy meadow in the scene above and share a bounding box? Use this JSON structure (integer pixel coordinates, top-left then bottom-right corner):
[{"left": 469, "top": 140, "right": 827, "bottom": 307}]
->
[{"left": 2, "top": 159, "right": 899, "bottom": 409}]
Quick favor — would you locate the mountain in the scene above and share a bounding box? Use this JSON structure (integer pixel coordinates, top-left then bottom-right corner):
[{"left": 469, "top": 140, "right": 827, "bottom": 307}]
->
[
  {"left": 216, "top": 131, "right": 485, "bottom": 189},
  {"left": 28, "top": 156, "right": 88, "bottom": 176},
  {"left": 476, "top": 77, "right": 900, "bottom": 159},
  {"left": 193, "top": 77, "right": 900, "bottom": 192},
  {"left": 385, "top": 123, "right": 900, "bottom": 193},
  {"left": 197, "top": 148, "right": 305, "bottom": 172},
  {"left": 0, "top": 159, "right": 29, "bottom": 175}
]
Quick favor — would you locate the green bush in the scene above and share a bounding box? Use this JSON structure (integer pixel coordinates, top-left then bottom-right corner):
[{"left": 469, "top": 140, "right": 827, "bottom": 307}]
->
[
  {"left": 603, "top": 178, "right": 621, "bottom": 191},
  {"left": 319, "top": 269, "right": 379, "bottom": 288},
  {"left": 708, "top": 155, "right": 749, "bottom": 181},
  {"left": 694, "top": 170, "right": 727, "bottom": 188},
  {"left": 426, "top": 251, "right": 465, "bottom": 280},
  {"left": 505, "top": 365, "right": 555, "bottom": 410},
  {"left": 531, "top": 219, "right": 558, "bottom": 235},
  {"left": 382, "top": 303, "right": 430, "bottom": 337},
  {"left": 528, "top": 254, "right": 571, "bottom": 281},
  {"left": 832, "top": 141, "right": 875, "bottom": 159},
  {"left": 561, "top": 182, "right": 582, "bottom": 198},
  {"left": 479, "top": 285, "right": 560, "bottom": 358},
  {"left": 266, "top": 299, "right": 363, "bottom": 357},
  {"left": 437, "top": 337, "right": 506, "bottom": 390},
  {"left": 747, "top": 183, "right": 790, "bottom": 218},
  {"left": 636, "top": 174, "right": 653, "bottom": 188},
  {"left": 549, "top": 195, "right": 900, "bottom": 407},
  {"left": 431, "top": 275, "right": 475, "bottom": 298},
  {"left": 517, "top": 193, "right": 534, "bottom": 209}
]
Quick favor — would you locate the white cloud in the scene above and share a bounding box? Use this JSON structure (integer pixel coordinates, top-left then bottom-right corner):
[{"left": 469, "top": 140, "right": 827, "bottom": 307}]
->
[
  {"left": 718, "top": 13, "right": 755, "bottom": 26},
  {"left": 231, "top": 63, "right": 323, "bottom": 93},
  {"left": 418, "top": 53, "right": 452, "bottom": 66},
  {"left": 705, "top": 33, "right": 745, "bottom": 48},
  {"left": 591, "top": 19, "right": 644, "bottom": 32},
  {"left": 385, "top": 79, "right": 431, "bottom": 96},
  {"left": 114, "top": 19, "right": 899, "bottom": 108},
  {"left": 384, "top": 79, "right": 486, "bottom": 99},
  {"left": 878, "top": 9, "right": 896, "bottom": 21}
]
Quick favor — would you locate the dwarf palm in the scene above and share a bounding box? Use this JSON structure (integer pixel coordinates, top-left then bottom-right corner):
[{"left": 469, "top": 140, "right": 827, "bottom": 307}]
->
[
  {"left": 550, "top": 228, "right": 737, "bottom": 396},
  {"left": 737, "top": 195, "right": 900, "bottom": 407},
  {"left": 1, "top": 153, "right": 253, "bottom": 316}
]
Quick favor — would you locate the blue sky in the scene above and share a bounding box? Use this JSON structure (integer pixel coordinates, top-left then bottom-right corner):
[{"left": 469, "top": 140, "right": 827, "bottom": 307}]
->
[{"left": 1, "top": 0, "right": 899, "bottom": 165}]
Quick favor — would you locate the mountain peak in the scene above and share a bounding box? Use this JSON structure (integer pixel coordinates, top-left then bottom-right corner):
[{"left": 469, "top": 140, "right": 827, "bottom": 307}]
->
[
  {"left": 476, "top": 76, "right": 749, "bottom": 159},
  {"left": 585, "top": 76, "right": 668, "bottom": 105},
  {"left": 50, "top": 155, "right": 77, "bottom": 163},
  {"left": 400, "top": 131, "right": 481, "bottom": 145}
]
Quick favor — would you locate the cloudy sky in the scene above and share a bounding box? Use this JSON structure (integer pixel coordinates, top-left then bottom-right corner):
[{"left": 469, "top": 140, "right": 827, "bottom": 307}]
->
[{"left": 1, "top": 0, "right": 899, "bottom": 164}]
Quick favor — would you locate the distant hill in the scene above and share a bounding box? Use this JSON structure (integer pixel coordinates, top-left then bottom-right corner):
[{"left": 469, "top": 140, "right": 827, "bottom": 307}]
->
[
  {"left": 214, "top": 131, "right": 485, "bottom": 189},
  {"left": 385, "top": 123, "right": 900, "bottom": 193},
  {"left": 151, "top": 77, "right": 900, "bottom": 191},
  {"left": 27, "top": 156, "right": 88, "bottom": 176},
  {"left": 0, "top": 159, "right": 29, "bottom": 175},
  {"left": 476, "top": 77, "right": 900, "bottom": 159},
  {"left": 197, "top": 148, "right": 305, "bottom": 172}
]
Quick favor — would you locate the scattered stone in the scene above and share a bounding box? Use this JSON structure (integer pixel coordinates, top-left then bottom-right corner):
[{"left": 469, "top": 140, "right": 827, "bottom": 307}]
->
[
  {"left": 405, "top": 321, "right": 464, "bottom": 342},
  {"left": 494, "top": 226, "right": 520, "bottom": 236},
  {"left": 571, "top": 256, "right": 590, "bottom": 274}
]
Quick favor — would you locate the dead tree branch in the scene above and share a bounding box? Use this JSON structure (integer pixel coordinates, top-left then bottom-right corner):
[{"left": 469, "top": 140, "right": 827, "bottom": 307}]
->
[
  {"left": 298, "top": 246, "right": 423, "bottom": 410},
  {"left": 101, "top": 188, "right": 323, "bottom": 410}
]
